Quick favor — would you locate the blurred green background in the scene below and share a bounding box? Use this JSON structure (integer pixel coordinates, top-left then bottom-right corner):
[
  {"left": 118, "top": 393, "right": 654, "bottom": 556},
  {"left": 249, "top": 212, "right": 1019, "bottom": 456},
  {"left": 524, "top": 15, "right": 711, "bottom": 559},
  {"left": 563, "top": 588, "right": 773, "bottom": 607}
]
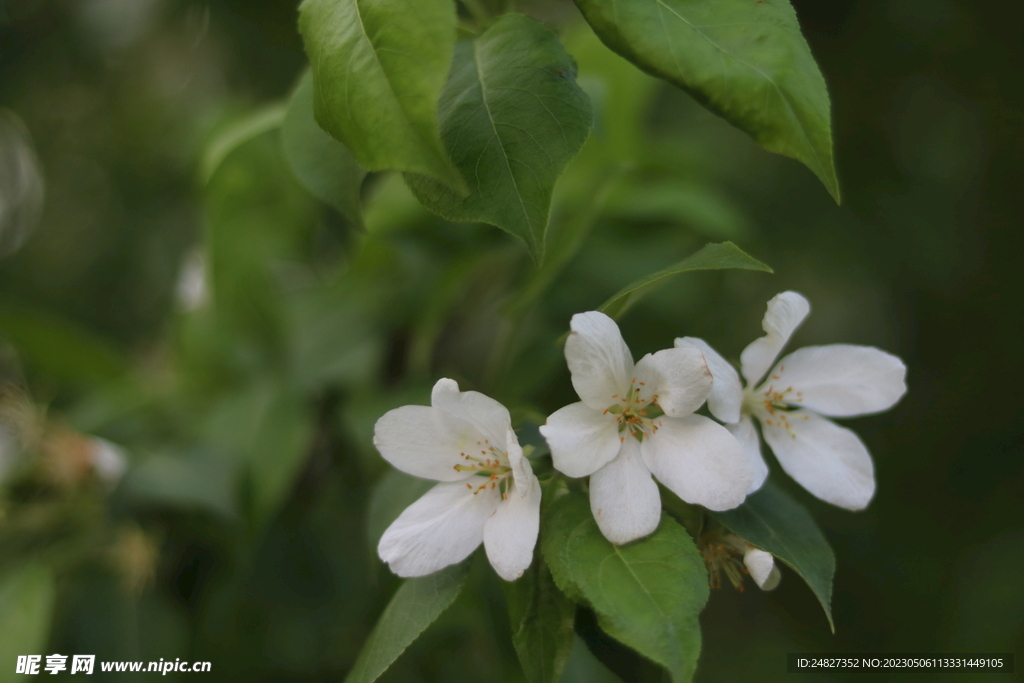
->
[{"left": 0, "top": 0, "right": 1020, "bottom": 681}]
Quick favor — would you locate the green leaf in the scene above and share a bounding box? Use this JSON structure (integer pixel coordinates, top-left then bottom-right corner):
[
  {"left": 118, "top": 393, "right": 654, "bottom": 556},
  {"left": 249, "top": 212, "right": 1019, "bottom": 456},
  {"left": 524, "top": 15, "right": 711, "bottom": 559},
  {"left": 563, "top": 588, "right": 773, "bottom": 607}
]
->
[
  {"left": 506, "top": 167, "right": 625, "bottom": 319},
  {"left": 343, "top": 563, "right": 470, "bottom": 683},
  {"left": 202, "top": 124, "right": 317, "bottom": 362},
  {"left": 561, "top": 636, "right": 624, "bottom": 683},
  {"left": 503, "top": 560, "right": 576, "bottom": 683},
  {"left": 298, "top": 0, "right": 465, "bottom": 192},
  {"left": 712, "top": 480, "right": 836, "bottom": 631},
  {"left": 542, "top": 493, "right": 709, "bottom": 683},
  {"left": 285, "top": 282, "right": 384, "bottom": 391},
  {"left": 0, "top": 562, "right": 55, "bottom": 683},
  {"left": 600, "top": 241, "right": 771, "bottom": 320},
  {"left": 282, "top": 70, "right": 367, "bottom": 229},
  {"left": 562, "top": 22, "right": 659, "bottom": 165},
  {"left": 122, "top": 450, "right": 237, "bottom": 520},
  {"left": 606, "top": 179, "right": 752, "bottom": 241},
  {"left": 201, "top": 104, "right": 286, "bottom": 183},
  {"left": 0, "top": 306, "right": 127, "bottom": 383},
  {"left": 203, "top": 384, "right": 312, "bottom": 524},
  {"left": 246, "top": 388, "right": 312, "bottom": 523},
  {"left": 405, "top": 13, "right": 593, "bottom": 261},
  {"left": 573, "top": 0, "right": 840, "bottom": 202}
]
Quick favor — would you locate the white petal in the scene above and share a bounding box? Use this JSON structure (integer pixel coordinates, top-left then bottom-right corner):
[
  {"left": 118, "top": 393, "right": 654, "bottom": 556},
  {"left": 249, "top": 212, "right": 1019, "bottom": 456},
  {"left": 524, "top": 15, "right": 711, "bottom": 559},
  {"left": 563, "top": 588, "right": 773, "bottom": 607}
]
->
[
  {"left": 674, "top": 337, "right": 744, "bottom": 423},
  {"left": 504, "top": 426, "right": 534, "bottom": 497},
  {"left": 759, "top": 409, "right": 875, "bottom": 510},
  {"left": 633, "top": 347, "right": 712, "bottom": 418},
  {"left": 90, "top": 438, "right": 128, "bottom": 486},
  {"left": 727, "top": 415, "right": 769, "bottom": 494},
  {"left": 373, "top": 405, "right": 488, "bottom": 482},
  {"left": 565, "top": 311, "right": 635, "bottom": 411},
  {"left": 378, "top": 481, "right": 501, "bottom": 577},
  {"left": 744, "top": 549, "right": 781, "bottom": 591},
  {"left": 762, "top": 565, "right": 782, "bottom": 591},
  {"left": 540, "top": 402, "right": 621, "bottom": 478},
  {"left": 740, "top": 291, "right": 810, "bottom": 386},
  {"left": 484, "top": 469, "right": 541, "bottom": 581},
  {"left": 763, "top": 345, "right": 907, "bottom": 417},
  {"left": 640, "top": 415, "right": 752, "bottom": 511},
  {"left": 588, "top": 438, "right": 661, "bottom": 545},
  {"left": 431, "top": 378, "right": 511, "bottom": 446}
]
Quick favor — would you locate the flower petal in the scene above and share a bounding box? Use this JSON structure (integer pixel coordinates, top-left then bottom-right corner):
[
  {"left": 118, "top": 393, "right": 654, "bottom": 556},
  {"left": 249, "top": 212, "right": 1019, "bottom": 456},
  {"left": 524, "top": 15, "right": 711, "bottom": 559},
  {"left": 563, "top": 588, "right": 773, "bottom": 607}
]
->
[
  {"left": 764, "top": 345, "right": 907, "bottom": 417},
  {"left": 378, "top": 481, "right": 501, "bottom": 577},
  {"left": 727, "top": 415, "right": 769, "bottom": 494},
  {"left": 589, "top": 438, "right": 661, "bottom": 545},
  {"left": 740, "top": 291, "right": 810, "bottom": 386},
  {"left": 90, "top": 437, "right": 128, "bottom": 486},
  {"left": 633, "top": 347, "right": 712, "bottom": 418},
  {"left": 675, "top": 337, "right": 743, "bottom": 423},
  {"left": 374, "top": 405, "right": 483, "bottom": 482},
  {"left": 565, "top": 311, "right": 634, "bottom": 411},
  {"left": 540, "top": 402, "right": 621, "bottom": 478},
  {"left": 504, "top": 426, "right": 534, "bottom": 497},
  {"left": 744, "top": 548, "right": 781, "bottom": 591},
  {"left": 431, "top": 378, "right": 511, "bottom": 446},
  {"left": 484, "top": 469, "right": 541, "bottom": 581},
  {"left": 640, "top": 415, "right": 752, "bottom": 511},
  {"left": 759, "top": 409, "right": 875, "bottom": 510}
]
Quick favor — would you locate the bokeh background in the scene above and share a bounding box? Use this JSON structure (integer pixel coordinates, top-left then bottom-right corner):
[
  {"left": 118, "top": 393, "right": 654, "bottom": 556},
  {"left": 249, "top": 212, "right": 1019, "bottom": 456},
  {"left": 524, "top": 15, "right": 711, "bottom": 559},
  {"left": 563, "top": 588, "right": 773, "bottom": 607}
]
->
[{"left": 0, "top": 0, "right": 1020, "bottom": 681}]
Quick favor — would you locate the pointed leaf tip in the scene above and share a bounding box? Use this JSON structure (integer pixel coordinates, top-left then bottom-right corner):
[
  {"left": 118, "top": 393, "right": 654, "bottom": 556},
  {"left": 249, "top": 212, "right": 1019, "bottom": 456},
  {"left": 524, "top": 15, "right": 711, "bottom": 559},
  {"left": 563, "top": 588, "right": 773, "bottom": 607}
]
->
[
  {"left": 600, "top": 242, "right": 772, "bottom": 320},
  {"left": 405, "top": 14, "right": 593, "bottom": 262},
  {"left": 282, "top": 70, "right": 368, "bottom": 229},
  {"left": 573, "top": 0, "right": 840, "bottom": 201},
  {"left": 299, "top": 0, "right": 466, "bottom": 192},
  {"left": 712, "top": 481, "right": 836, "bottom": 632},
  {"left": 344, "top": 563, "right": 470, "bottom": 683}
]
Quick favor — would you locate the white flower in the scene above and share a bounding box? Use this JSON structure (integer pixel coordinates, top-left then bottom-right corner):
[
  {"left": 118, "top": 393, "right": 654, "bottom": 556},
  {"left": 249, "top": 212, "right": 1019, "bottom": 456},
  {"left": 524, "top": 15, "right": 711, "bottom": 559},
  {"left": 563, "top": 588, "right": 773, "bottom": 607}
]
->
[
  {"left": 175, "top": 248, "right": 209, "bottom": 311},
  {"left": 540, "top": 311, "right": 753, "bottom": 545},
  {"left": 89, "top": 437, "right": 128, "bottom": 489},
  {"left": 676, "top": 291, "right": 907, "bottom": 511},
  {"left": 706, "top": 534, "right": 781, "bottom": 591},
  {"left": 728, "top": 536, "right": 782, "bottom": 591},
  {"left": 374, "top": 378, "right": 541, "bottom": 581}
]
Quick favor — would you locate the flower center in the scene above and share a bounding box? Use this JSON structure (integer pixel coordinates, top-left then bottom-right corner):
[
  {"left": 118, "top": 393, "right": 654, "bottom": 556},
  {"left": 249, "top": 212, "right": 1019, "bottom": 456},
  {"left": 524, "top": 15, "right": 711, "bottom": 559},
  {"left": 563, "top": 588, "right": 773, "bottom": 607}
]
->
[
  {"left": 742, "top": 369, "right": 807, "bottom": 436},
  {"left": 603, "top": 377, "right": 665, "bottom": 443},
  {"left": 699, "top": 539, "right": 747, "bottom": 591},
  {"left": 455, "top": 439, "right": 514, "bottom": 499}
]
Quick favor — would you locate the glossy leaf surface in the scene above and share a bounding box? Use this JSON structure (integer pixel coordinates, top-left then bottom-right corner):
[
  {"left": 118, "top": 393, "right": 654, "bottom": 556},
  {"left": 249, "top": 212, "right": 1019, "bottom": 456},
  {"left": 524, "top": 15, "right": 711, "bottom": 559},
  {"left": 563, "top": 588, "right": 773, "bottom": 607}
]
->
[
  {"left": 406, "top": 14, "right": 592, "bottom": 261},
  {"left": 574, "top": 0, "right": 840, "bottom": 201},
  {"left": 713, "top": 481, "right": 836, "bottom": 631},
  {"left": 543, "top": 493, "right": 708, "bottom": 682},
  {"left": 299, "top": 0, "right": 464, "bottom": 190}
]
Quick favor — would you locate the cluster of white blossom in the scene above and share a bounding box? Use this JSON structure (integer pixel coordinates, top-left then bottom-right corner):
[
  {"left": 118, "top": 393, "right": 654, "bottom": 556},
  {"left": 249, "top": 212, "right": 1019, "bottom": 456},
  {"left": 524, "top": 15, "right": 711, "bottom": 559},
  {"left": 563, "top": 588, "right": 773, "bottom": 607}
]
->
[{"left": 372, "top": 292, "right": 906, "bottom": 586}]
